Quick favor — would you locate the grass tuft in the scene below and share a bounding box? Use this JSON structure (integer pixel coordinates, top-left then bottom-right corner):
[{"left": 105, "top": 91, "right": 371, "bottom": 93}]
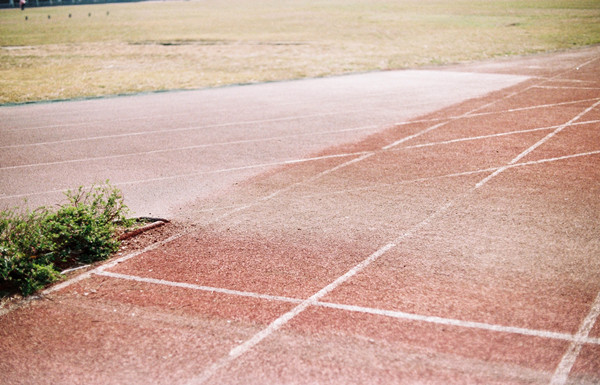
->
[{"left": 0, "top": 182, "right": 133, "bottom": 296}]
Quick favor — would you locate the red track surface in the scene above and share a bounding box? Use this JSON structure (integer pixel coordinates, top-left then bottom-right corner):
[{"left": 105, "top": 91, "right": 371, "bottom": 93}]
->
[{"left": 1, "top": 46, "right": 600, "bottom": 384}]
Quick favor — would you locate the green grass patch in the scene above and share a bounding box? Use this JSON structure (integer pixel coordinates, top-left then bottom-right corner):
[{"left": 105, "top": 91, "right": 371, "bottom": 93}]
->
[
  {"left": 0, "top": 183, "right": 133, "bottom": 296},
  {"left": 1, "top": 0, "right": 599, "bottom": 103}
]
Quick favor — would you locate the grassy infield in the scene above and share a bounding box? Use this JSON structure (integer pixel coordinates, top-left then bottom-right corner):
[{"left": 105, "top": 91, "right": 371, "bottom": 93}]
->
[
  {"left": 1, "top": 0, "right": 599, "bottom": 104},
  {"left": 0, "top": 0, "right": 599, "bottom": 295}
]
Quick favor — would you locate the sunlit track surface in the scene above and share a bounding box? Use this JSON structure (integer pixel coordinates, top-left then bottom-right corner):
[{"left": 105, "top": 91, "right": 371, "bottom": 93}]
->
[
  {"left": 0, "top": 70, "right": 525, "bottom": 217},
  {"left": 1, "top": 46, "right": 599, "bottom": 385}
]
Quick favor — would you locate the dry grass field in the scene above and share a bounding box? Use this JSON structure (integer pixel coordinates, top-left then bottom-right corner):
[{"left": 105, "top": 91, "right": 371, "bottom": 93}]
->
[{"left": 1, "top": 0, "right": 599, "bottom": 103}]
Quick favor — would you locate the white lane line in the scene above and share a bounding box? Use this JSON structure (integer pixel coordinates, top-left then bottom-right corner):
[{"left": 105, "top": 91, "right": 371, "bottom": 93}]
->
[
  {"left": 0, "top": 111, "right": 344, "bottom": 149},
  {"left": 1, "top": 90, "right": 403, "bottom": 132},
  {"left": 475, "top": 99, "right": 600, "bottom": 190},
  {"left": 545, "top": 78, "right": 599, "bottom": 84},
  {"left": 392, "top": 98, "right": 600, "bottom": 129},
  {"left": 400, "top": 120, "right": 600, "bottom": 150},
  {"left": 0, "top": 124, "right": 379, "bottom": 171},
  {"left": 315, "top": 302, "right": 595, "bottom": 344},
  {"left": 382, "top": 121, "right": 448, "bottom": 150},
  {"left": 207, "top": 152, "right": 376, "bottom": 224},
  {"left": 30, "top": 150, "right": 373, "bottom": 301},
  {"left": 383, "top": 82, "right": 585, "bottom": 151},
  {"left": 4, "top": 97, "right": 597, "bottom": 150},
  {"left": 298, "top": 150, "right": 600, "bottom": 200},
  {"left": 96, "top": 271, "right": 304, "bottom": 304},
  {"left": 33, "top": 145, "right": 600, "bottom": 304},
  {"left": 512, "top": 100, "right": 600, "bottom": 164},
  {"left": 4, "top": 117, "right": 598, "bottom": 172},
  {"left": 185, "top": 242, "right": 397, "bottom": 385},
  {"left": 187, "top": 99, "right": 600, "bottom": 384},
  {"left": 0, "top": 151, "right": 369, "bottom": 201},
  {"left": 42, "top": 231, "right": 190, "bottom": 295},
  {"left": 533, "top": 85, "right": 600, "bottom": 90},
  {"left": 550, "top": 291, "right": 600, "bottom": 385},
  {"left": 94, "top": 270, "right": 600, "bottom": 346}
]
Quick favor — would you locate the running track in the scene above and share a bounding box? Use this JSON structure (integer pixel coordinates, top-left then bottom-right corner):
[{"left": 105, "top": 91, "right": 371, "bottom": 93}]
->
[{"left": 1, "top": 46, "right": 599, "bottom": 384}]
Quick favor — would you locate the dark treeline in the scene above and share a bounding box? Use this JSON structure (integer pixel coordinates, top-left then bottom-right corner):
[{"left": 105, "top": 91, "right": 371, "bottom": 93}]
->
[{"left": 1, "top": 0, "right": 144, "bottom": 8}]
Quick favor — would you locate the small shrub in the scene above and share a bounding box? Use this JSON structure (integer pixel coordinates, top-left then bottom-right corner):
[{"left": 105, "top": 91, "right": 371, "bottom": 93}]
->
[{"left": 0, "top": 182, "right": 132, "bottom": 296}]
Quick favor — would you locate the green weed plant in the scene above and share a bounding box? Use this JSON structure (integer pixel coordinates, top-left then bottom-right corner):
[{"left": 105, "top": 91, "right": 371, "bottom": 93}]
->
[{"left": 0, "top": 183, "right": 132, "bottom": 296}]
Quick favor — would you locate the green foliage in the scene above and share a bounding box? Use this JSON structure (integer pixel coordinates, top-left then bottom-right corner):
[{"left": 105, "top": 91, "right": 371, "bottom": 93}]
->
[{"left": 0, "top": 183, "right": 132, "bottom": 296}]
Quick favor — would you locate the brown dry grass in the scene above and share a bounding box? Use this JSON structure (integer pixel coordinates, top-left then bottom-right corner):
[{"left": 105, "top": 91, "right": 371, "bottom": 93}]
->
[{"left": 1, "top": 0, "right": 599, "bottom": 103}]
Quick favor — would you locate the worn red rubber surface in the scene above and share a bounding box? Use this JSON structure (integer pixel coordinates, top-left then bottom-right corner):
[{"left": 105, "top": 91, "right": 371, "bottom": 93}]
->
[{"left": 1, "top": 46, "right": 600, "bottom": 385}]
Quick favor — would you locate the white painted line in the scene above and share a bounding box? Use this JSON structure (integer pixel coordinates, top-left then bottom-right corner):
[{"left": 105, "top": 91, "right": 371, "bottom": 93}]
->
[
  {"left": 298, "top": 150, "right": 600, "bottom": 200},
  {"left": 588, "top": 336, "right": 600, "bottom": 345},
  {"left": 516, "top": 150, "right": 600, "bottom": 166},
  {"left": 550, "top": 291, "right": 600, "bottom": 385},
  {"left": 383, "top": 84, "right": 592, "bottom": 151},
  {"left": 95, "top": 271, "right": 304, "bottom": 304},
  {"left": 510, "top": 99, "right": 600, "bottom": 166},
  {"left": 475, "top": 99, "right": 600, "bottom": 190},
  {"left": 315, "top": 302, "right": 594, "bottom": 344},
  {"left": 209, "top": 152, "right": 376, "bottom": 224},
  {"left": 1, "top": 89, "right": 402, "bottom": 132},
  {"left": 545, "top": 78, "right": 598, "bottom": 84},
  {"left": 306, "top": 152, "right": 376, "bottom": 180},
  {"left": 401, "top": 120, "right": 600, "bottom": 150},
  {"left": 533, "top": 85, "right": 600, "bottom": 90},
  {"left": 94, "top": 269, "right": 600, "bottom": 346},
  {"left": 0, "top": 111, "right": 345, "bottom": 149},
  {"left": 0, "top": 124, "right": 379, "bottom": 171},
  {"left": 0, "top": 151, "right": 370, "bottom": 201},
  {"left": 382, "top": 121, "right": 448, "bottom": 150},
  {"left": 34, "top": 147, "right": 600, "bottom": 303},
  {"left": 392, "top": 98, "right": 600, "bottom": 129},
  {"left": 187, "top": 97, "right": 600, "bottom": 383},
  {"left": 42, "top": 231, "right": 190, "bottom": 295},
  {"left": 185, "top": 242, "right": 397, "bottom": 385}
]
